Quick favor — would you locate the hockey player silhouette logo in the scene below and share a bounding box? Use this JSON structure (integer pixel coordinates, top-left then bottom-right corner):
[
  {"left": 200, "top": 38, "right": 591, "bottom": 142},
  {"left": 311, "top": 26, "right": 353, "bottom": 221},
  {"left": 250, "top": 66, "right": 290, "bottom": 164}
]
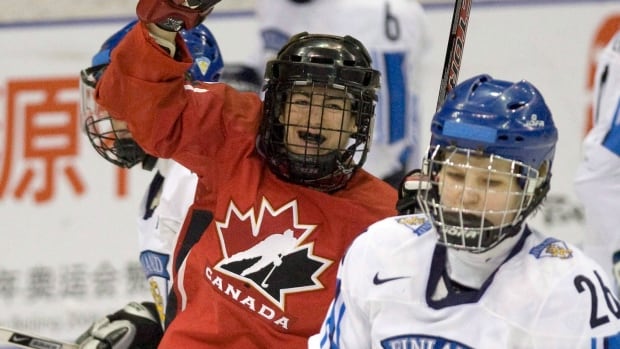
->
[{"left": 214, "top": 198, "right": 331, "bottom": 309}]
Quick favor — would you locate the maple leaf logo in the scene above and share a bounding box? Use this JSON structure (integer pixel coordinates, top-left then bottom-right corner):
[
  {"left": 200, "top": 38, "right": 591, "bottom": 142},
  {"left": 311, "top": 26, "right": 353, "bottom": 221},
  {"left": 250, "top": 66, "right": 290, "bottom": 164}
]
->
[{"left": 214, "top": 197, "right": 332, "bottom": 309}]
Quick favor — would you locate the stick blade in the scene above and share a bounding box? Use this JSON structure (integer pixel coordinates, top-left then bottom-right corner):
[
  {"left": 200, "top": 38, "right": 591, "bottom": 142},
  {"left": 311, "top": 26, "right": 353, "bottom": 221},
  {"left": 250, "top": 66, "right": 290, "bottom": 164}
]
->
[{"left": 0, "top": 327, "right": 78, "bottom": 349}]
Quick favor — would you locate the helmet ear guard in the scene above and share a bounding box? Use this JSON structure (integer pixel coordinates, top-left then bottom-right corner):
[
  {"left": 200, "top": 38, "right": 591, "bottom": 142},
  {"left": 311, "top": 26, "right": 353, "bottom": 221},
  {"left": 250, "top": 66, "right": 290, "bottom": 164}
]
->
[
  {"left": 517, "top": 158, "right": 551, "bottom": 219},
  {"left": 396, "top": 169, "right": 432, "bottom": 214}
]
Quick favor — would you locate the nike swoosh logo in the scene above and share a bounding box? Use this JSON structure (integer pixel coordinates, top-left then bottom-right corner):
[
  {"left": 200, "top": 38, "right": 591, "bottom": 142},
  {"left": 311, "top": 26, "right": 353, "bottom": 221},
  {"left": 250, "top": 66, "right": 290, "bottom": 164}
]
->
[
  {"left": 373, "top": 272, "right": 408, "bottom": 285},
  {"left": 10, "top": 334, "right": 31, "bottom": 343}
]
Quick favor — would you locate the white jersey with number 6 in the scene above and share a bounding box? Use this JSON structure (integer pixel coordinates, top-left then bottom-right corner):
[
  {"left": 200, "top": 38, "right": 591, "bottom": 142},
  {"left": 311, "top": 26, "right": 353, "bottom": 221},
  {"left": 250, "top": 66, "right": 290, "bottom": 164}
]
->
[
  {"left": 256, "top": 0, "right": 430, "bottom": 182},
  {"left": 575, "top": 30, "right": 620, "bottom": 293}
]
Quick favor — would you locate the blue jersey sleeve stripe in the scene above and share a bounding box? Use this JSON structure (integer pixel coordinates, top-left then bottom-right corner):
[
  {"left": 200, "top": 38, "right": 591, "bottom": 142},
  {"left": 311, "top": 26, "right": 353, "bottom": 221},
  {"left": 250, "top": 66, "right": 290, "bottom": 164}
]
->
[
  {"left": 320, "top": 278, "right": 345, "bottom": 348},
  {"left": 603, "top": 331, "right": 620, "bottom": 348},
  {"left": 384, "top": 52, "right": 407, "bottom": 143},
  {"left": 589, "top": 331, "right": 620, "bottom": 349},
  {"left": 602, "top": 99, "right": 620, "bottom": 156}
]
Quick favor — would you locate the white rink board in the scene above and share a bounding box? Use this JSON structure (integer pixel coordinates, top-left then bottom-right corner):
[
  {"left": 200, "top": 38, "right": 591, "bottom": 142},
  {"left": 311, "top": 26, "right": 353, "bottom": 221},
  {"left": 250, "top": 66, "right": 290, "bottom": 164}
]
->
[{"left": 0, "top": 0, "right": 618, "bottom": 344}]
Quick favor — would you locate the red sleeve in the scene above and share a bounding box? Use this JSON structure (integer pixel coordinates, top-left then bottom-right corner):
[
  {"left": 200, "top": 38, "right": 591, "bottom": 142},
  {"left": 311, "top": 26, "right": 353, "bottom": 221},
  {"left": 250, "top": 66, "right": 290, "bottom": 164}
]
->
[{"left": 95, "top": 21, "right": 262, "bottom": 175}]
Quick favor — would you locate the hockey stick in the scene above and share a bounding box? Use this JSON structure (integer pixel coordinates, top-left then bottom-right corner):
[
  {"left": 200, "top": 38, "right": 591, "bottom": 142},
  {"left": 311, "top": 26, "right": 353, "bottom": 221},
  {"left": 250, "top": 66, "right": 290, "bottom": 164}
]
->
[
  {"left": 436, "top": 0, "right": 472, "bottom": 110},
  {"left": 0, "top": 326, "right": 78, "bottom": 349},
  {"left": 397, "top": 0, "right": 472, "bottom": 215}
]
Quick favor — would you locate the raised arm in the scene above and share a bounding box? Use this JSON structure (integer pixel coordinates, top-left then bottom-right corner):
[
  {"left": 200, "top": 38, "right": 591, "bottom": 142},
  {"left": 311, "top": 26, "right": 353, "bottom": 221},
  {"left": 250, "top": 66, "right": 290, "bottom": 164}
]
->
[{"left": 95, "top": 1, "right": 261, "bottom": 174}]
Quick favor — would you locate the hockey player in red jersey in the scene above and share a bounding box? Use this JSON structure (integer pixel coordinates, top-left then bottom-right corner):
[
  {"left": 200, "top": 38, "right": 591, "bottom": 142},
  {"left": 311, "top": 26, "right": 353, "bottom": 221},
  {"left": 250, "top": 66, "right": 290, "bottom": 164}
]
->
[
  {"left": 76, "top": 18, "right": 225, "bottom": 349},
  {"left": 88, "top": 1, "right": 397, "bottom": 348}
]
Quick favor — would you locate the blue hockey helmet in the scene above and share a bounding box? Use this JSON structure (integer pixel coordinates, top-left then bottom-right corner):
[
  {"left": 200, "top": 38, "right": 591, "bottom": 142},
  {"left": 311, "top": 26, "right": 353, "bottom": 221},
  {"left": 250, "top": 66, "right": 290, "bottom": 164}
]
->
[
  {"left": 80, "top": 19, "right": 223, "bottom": 170},
  {"left": 219, "top": 63, "right": 262, "bottom": 93},
  {"left": 417, "top": 74, "right": 558, "bottom": 252},
  {"left": 430, "top": 74, "right": 557, "bottom": 174},
  {"left": 91, "top": 19, "right": 223, "bottom": 82},
  {"left": 182, "top": 23, "right": 224, "bottom": 83}
]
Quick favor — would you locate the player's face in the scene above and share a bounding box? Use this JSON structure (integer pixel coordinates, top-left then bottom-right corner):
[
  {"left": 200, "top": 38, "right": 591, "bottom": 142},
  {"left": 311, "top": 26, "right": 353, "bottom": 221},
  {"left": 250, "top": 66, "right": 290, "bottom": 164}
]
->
[
  {"left": 436, "top": 152, "right": 524, "bottom": 227},
  {"left": 279, "top": 86, "right": 357, "bottom": 156},
  {"left": 109, "top": 117, "right": 132, "bottom": 139},
  {"left": 88, "top": 112, "right": 133, "bottom": 143},
  {"left": 80, "top": 69, "right": 132, "bottom": 142}
]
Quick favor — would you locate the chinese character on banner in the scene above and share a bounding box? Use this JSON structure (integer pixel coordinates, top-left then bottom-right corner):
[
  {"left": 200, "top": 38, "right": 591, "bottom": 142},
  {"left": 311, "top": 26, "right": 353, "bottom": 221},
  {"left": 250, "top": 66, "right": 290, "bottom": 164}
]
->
[
  {"left": 0, "top": 78, "right": 85, "bottom": 203},
  {"left": 0, "top": 268, "right": 18, "bottom": 301}
]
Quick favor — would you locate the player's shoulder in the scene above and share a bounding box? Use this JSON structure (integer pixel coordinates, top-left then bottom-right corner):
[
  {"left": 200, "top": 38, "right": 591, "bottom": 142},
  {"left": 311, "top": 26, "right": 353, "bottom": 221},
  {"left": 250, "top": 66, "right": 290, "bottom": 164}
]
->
[
  {"left": 609, "top": 30, "right": 620, "bottom": 54},
  {"left": 488, "top": 230, "right": 600, "bottom": 297},
  {"left": 483, "top": 230, "right": 620, "bottom": 338},
  {"left": 517, "top": 232, "right": 620, "bottom": 341},
  {"left": 341, "top": 169, "right": 398, "bottom": 206},
  {"left": 342, "top": 213, "right": 434, "bottom": 290},
  {"left": 355, "top": 213, "right": 434, "bottom": 250},
  {"left": 368, "top": 211, "right": 433, "bottom": 230},
  {"left": 512, "top": 230, "right": 603, "bottom": 284},
  {"left": 602, "top": 30, "right": 620, "bottom": 64},
  {"left": 522, "top": 230, "right": 596, "bottom": 270},
  {"left": 351, "top": 169, "right": 397, "bottom": 192},
  {"left": 508, "top": 229, "right": 614, "bottom": 301}
]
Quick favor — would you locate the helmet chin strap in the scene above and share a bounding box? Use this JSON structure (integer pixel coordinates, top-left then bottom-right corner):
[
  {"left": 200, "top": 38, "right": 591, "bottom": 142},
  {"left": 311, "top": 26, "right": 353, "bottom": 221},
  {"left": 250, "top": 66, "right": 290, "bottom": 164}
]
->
[
  {"left": 141, "top": 154, "right": 158, "bottom": 171},
  {"left": 446, "top": 227, "right": 525, "bottom": 289},
  {"left": 437, "top": 211, "right": 523, "bottom": 252},
  {"left": 286, "top": 150, "right": 354, "bottom": 192},
  {"left": 113, "top": 138, "right": 147, "bottom": 169}
]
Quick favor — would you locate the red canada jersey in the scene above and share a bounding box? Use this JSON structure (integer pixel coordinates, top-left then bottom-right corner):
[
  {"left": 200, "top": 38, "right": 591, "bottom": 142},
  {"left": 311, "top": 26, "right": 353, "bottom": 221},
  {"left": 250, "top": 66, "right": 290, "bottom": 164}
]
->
[{"left": 96, "top": 23, "right": 398, "bottom": 348}]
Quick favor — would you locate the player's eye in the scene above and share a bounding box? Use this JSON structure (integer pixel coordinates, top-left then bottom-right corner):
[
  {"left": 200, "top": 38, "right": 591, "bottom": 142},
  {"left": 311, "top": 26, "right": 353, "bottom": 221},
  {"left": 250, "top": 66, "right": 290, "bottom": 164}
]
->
[
  {"left": 445, "top": 171, "right": 465, "bottom": 182},
  {"left": 324, "top": 102, "right": 344, "bottom": 111},
  {"left": 291, "top": 99, "right": 310, "bottom": 106}
]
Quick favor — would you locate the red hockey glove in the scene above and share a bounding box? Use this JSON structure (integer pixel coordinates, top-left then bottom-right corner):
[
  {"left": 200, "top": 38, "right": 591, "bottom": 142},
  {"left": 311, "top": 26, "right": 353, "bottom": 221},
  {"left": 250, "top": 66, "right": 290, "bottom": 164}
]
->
[{"left": 136, "top": 0, "right": 221, "bottom": 32}]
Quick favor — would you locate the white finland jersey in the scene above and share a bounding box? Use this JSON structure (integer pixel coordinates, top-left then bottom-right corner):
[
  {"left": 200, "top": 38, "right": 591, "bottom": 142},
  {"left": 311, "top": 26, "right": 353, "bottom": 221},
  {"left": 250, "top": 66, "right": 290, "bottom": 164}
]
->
[
  {"left": 311, "top": 214, "right": 620, "bottom": 349},
  {"left": 255, "top": 0, "right": 431, "bottom": 179},
  {"left": 137, "top": 159, "right": 197, "bottom": 321},
  {"left": 575, "top": 30, "right": 620, "bottom": 287}
]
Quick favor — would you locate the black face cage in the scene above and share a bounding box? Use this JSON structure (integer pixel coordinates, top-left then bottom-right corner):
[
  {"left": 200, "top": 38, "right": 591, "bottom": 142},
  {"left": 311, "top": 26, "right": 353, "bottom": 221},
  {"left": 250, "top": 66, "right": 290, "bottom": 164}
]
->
[
  {"left": 415, "top": 146, "right": 549, "bottom": 252},
  {"left": 259, "top": 81, "right": 375, "bottom": 192},
  {"left": 83, "top": 115, "right": 147, "bottom": 169},
  {"left": 80, "top": 66, "right": 155, "bottom": 170}
]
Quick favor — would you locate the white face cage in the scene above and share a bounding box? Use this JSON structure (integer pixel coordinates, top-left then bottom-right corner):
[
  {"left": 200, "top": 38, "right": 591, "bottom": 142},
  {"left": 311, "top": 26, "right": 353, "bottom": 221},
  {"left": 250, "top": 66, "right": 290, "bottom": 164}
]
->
[{"left": 417, "top": 146, "right": 541, "bottom": 252}]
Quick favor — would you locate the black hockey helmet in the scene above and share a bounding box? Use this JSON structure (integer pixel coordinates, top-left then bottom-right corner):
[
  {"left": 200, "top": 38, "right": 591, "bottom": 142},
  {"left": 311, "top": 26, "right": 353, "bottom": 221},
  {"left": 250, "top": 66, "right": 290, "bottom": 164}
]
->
[{"left": 259, "top": 32, "right": 380, "bottom": 192}]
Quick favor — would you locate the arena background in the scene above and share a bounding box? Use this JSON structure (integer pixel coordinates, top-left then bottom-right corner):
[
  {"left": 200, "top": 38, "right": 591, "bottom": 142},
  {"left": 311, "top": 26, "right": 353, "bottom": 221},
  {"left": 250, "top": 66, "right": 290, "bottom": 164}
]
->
[{"left": 0, "top": 0, "right": 619, "bottom": 344}]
